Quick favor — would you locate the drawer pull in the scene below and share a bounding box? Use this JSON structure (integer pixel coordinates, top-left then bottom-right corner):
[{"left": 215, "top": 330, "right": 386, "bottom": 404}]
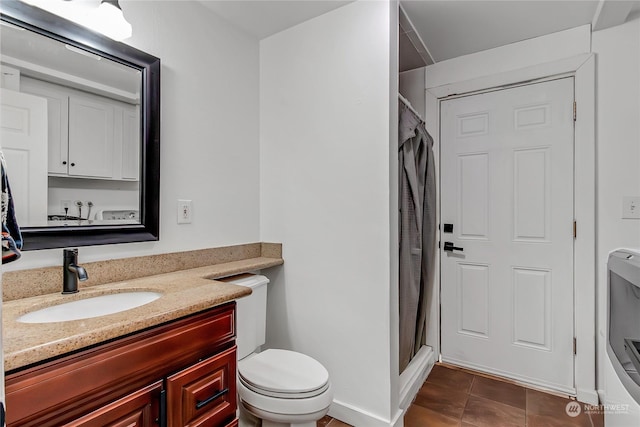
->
[{"left": 196, "top": 388, "right": 228, "bottom": 410}]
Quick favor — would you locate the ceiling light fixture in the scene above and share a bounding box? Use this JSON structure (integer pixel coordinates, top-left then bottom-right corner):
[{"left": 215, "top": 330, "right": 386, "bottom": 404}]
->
[
  {"left": 93, "top": 0, "right": 132, "bottom": 41},
  {"left": 19, "top": 0, "right": 132, "bottom": 41}
]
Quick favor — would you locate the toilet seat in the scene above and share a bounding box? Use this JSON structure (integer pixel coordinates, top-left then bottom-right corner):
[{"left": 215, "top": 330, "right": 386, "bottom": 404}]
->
[
  {"left": 239, "top": 349, "right": 330, "bottom": 399},
  {"left": 238, "top": 349, "right": 333, "bottom": 417},
  {"left": 238, "top": 378, "right": 333, "bottom": 417}
]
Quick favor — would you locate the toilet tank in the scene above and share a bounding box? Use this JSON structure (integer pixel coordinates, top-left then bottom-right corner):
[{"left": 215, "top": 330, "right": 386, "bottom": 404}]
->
[{"left": 221, "top": 274, "right": 270, "bottom": 359}]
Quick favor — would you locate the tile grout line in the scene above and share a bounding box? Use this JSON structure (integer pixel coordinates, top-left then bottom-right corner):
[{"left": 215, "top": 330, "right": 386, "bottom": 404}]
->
[{"left": 461, "top": 374, "right": 476, "bottom": 423}]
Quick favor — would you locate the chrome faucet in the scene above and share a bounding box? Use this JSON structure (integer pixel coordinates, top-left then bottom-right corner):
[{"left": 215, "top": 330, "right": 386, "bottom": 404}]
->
[{"left": 63, "top": 248, "right": 88, "bottom": 294}]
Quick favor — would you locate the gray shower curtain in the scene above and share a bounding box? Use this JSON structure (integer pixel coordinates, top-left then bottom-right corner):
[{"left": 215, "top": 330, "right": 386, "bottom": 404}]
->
[{"left": 398, "top": 103, "right": 436, "bottom": 373}]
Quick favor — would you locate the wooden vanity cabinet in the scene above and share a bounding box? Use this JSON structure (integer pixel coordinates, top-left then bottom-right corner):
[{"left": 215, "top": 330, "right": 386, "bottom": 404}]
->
[{"left": 5, "top": 302, "right": 238, "bottom": 427}]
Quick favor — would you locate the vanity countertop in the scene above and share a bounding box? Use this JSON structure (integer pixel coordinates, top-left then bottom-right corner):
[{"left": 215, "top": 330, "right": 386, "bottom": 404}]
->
[{"left": 3, "top": 256, "right": 283, "bottom": 372}]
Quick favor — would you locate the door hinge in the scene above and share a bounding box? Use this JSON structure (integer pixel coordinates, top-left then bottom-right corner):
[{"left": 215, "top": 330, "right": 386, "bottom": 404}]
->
[
  {"left": 573, "top": 101, "right": 577, "bottom": 122},
  {"left": 573, "top": 337, "right": 577, "bottom": 355},
  {"left": 573, "top": 221, "right": 577, "bottom": 239}
]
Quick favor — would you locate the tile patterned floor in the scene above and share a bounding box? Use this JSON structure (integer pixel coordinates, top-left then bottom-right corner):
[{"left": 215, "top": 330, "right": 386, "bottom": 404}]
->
[
  {"left": 317, "top": 363, "right": 604, "bottom": 427},
  {"left": 404, "top": 364, "right": 605, "bottom": 427}
]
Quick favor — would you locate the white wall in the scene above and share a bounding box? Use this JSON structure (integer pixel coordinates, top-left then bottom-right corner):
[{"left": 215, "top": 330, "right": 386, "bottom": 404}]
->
[
  {"left": 6, "top": 0, "right": 260, "bottom": 270},
  {"left": 399, "top": 67, "right": 426, "bottom": 118},
  {"left": 592, "top": 14, "right": 640, "bottom": 393},
  {"left": 47, "top": 177, "right": 139, "bottom": 217},
  {"left": 259, "top": 1, "right": 398, "bottom": 425}
]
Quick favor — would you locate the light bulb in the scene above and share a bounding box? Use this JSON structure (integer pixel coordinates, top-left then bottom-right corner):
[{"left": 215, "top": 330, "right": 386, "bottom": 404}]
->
[{"left": 93, "top": 0, "right": 132, "bottom": 41}]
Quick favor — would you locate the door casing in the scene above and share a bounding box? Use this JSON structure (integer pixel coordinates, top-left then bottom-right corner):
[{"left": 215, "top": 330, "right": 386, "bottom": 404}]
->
[
  {"left": 439, "top": 77, "right": 577, "bottom": 394},
  {"left": 424, "top": 53, "right": 596, "bottom": 404}
]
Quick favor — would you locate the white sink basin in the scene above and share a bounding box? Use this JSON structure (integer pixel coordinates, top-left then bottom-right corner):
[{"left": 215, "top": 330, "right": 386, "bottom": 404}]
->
[{"left": 17, "top": 291, "right": 162, "bottom": 324}]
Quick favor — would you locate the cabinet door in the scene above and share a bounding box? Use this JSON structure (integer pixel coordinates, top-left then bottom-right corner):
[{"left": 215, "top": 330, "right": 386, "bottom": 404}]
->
[
  {"left": 19, "top": 77, "right": 70, "bottom": 175},
  {"left": 167, "top": 346, "right": 237, "bottom": 427},
  {"left": 121, "top": 105, "right": 140, "bottom": 180},
  {"left": 63, "top": 381, "right": 162, "bottom": 427},
  {"left": 68, "top": 93, "right": 114, "bottom": 178}
]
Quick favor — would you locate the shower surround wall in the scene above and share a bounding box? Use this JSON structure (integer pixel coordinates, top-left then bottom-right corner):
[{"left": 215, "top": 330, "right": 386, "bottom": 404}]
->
[{"left": 260, "top": 1, "right": 401, "bottom": 426}]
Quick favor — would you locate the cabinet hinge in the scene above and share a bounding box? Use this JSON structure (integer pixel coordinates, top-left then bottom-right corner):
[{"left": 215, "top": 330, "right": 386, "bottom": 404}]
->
[
  {"left": 573, "top": 337, "right": 577, "bottom": 355},
  {"left": 573, "top": 221, "right": 577, "bottom": 239},
  {"left": 573, "top": 101, "right": 577, "bottom": 122}
]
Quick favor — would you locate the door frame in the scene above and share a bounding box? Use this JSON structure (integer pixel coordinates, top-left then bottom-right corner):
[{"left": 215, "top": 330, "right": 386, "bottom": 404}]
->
[{"left": 425, "top": 53, "right": 596, "bottom": 404}]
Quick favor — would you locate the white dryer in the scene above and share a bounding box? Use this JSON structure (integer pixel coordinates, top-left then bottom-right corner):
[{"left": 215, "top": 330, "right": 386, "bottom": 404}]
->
[{"left": 605, "top": 249, "right": 640, "bottom": 426}]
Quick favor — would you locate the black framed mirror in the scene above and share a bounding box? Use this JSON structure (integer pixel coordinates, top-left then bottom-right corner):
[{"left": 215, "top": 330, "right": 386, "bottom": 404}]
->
[{"left": 0, "top": 0, "right": 160, "bottom": 250}]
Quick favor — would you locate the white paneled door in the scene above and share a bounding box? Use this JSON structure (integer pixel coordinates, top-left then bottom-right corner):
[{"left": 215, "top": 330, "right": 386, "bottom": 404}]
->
[
  {"left": 0, "top": 89, "right": 48, "bottom": 228},
  {"left": 440, "top": 78, "right": 575, "bottom": 393}
]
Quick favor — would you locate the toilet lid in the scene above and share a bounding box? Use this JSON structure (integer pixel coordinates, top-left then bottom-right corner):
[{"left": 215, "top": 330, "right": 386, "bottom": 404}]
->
[{"left": 239, "top": 349, "right": 329, "bottom": 397}]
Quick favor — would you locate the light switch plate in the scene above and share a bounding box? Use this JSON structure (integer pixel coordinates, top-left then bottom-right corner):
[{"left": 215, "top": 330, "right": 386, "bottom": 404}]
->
[{"left": 622, "top": 196, "right": 640, "bottom": 219}]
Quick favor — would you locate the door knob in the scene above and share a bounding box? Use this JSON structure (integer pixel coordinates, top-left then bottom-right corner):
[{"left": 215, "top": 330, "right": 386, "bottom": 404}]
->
[{"left": 444, "top": 242, "right": 464, "bottom": 252}]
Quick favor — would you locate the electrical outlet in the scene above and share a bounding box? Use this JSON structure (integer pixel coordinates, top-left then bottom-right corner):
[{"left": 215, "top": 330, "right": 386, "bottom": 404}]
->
[
  {"left": 177, "top": 199, "right": 192, "bottom": 224},
  {"left": 60, "top": 200, "right": 71, "bottom": 214},
  {"left": 623, "top": 196, "right": 640, "bottom": 219}
]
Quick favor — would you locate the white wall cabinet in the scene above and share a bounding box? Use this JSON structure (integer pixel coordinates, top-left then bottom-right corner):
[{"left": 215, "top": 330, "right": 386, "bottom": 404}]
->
[
  {"left": 68, "top": 93, "right": 115, "bottom": 178},
  {"left": 21, "top": 77, "right": 139, "bottom": 181},
  {"left": 120, "top": 105, "right": 140, "bottom": 180},
  {"left": 20, "top": 77, "right": 69, "bottom": 175}
]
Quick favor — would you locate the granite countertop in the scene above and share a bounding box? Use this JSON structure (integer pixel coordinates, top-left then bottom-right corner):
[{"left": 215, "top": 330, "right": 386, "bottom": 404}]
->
[{"left": 3, "top": 256, "right": 283, "bottom": 372}]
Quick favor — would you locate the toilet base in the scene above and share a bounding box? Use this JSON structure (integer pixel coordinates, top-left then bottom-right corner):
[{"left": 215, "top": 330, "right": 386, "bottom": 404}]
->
[
  {"left": 239, "top": 399, "right": 329, "bottom": 427},
  {"left": 263, "top": 421, "right": 315, "bottom": 427}
]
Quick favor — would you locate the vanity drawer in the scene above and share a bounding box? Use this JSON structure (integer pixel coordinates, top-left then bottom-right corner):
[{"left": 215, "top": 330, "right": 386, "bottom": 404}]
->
[{"left": 167, "top": 346, "right": 237, "bottom": 427}]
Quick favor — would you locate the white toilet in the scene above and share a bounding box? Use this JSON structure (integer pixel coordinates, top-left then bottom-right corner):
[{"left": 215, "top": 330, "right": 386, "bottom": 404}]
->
[{"left": 227, "top": 274, "right": 333, "bottom": 427}]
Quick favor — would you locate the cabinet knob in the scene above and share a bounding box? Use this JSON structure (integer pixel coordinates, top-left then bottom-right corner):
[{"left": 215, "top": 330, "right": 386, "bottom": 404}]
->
[
  {"left": 70, "top": 163, "right": 76, "bottom": 167},
  {"left": 62, "top": 161, "right": 67, "bottom": 165}
]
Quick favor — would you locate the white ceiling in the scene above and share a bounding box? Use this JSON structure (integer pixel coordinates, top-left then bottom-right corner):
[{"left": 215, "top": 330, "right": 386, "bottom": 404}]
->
[
  {"left": 199, "top": 0, "right": 640, "bottom": 70},
  {"left": 401, "top": 0, "right": 600, "bottom": 63},
  {"left": 197, "top": 0, "right": 353, "bottom": 39}
]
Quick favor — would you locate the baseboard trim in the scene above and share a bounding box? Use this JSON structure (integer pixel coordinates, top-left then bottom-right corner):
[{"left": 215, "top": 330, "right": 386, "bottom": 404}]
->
[
  {"left": 327, "top": 348, "right": 436, "bottom": 427},
  {"left": 441, "top": 357, "right": 576, "bottom": 396},
  {"left": 577, "top": 387, "right": 600, "bottom": 405},
  {"left": 328, "top": 399, "right": 394, "bottom": 427},
  {"left": 399, "top": 346, "right": 435, "bottom": 409}
]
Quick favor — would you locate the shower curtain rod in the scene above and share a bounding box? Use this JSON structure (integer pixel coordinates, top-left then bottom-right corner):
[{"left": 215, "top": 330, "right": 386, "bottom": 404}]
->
[{"left": 398, "top": 93, "right": 424, "bottom": 123}]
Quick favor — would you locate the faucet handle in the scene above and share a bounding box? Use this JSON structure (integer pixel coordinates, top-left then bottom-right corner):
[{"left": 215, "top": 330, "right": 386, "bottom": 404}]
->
[{"left": 63, "top": 248, "right": 78, "bottom": 260}]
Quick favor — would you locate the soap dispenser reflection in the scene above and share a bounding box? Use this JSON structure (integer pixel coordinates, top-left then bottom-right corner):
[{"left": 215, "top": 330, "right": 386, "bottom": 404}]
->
[{"left": 63, "top": 248, "right": 88, "bottom": 294}]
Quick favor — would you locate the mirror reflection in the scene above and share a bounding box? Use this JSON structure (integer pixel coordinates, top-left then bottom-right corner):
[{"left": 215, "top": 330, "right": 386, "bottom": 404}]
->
[{"left": 0, "top": 19, "right": 142, "bottom": 227}]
